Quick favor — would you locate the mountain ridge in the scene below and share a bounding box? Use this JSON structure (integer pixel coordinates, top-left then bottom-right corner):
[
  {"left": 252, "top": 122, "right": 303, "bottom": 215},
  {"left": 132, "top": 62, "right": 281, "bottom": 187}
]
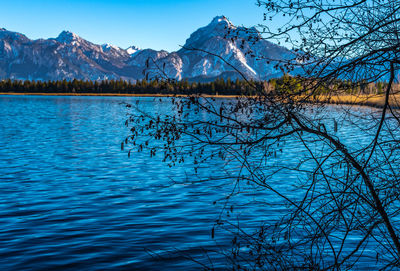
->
[{"left": 0, "top": 16, "right": 292, "bottom": 81}]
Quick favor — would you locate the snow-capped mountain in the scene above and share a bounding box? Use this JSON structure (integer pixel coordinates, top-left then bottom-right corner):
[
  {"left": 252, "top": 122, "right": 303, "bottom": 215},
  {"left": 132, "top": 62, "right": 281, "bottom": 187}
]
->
[
  {"left": 161, "top": 16, "right": 294, "bottom": 81},
  {"left": 0, "top": 16, "right": 293, "bottom": 81}
]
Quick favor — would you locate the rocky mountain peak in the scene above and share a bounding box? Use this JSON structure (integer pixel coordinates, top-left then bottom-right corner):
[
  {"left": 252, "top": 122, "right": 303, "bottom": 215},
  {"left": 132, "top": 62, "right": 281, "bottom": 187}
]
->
[
  {"left": 0, "top": 28, "right": 30, "bottom": 42},
  {"left": 210, "top": 16, "right": 233, "bottom": 27},
  {"left": 182, "top": 15, "right": 238, "bottom": 49},
  {"left": 56, "top": 31, "right": 81, "bottom": 44},
  {"left": 101, "top": 43, "right": 120, "bottom": 52}
]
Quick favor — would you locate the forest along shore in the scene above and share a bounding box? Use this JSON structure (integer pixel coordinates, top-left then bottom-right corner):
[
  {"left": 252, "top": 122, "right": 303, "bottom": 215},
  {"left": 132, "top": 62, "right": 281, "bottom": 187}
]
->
[{"left": 1, "top": 76, "right": 399, "bottom": 108}]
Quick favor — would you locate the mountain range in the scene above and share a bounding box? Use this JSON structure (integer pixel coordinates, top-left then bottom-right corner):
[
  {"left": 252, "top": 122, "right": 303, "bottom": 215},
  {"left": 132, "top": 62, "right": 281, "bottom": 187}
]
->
[{"left": 0, "top": 16, "right": 293, "bottom": 82}]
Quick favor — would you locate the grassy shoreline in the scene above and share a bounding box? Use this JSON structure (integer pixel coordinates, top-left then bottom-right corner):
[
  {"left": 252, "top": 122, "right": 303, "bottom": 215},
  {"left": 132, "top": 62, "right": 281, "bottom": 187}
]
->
[
  {"left": 1, "top": 92, "right": 398, "bottom": 108},
  {"left": 310, "top": 94, "right": 388, "bottom": 108}
]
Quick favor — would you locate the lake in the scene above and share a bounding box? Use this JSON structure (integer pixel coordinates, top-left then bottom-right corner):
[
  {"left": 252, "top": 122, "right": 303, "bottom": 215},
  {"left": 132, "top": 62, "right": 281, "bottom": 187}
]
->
[{"left": 0, "top": 95, "right": 393, "bottom": 270}]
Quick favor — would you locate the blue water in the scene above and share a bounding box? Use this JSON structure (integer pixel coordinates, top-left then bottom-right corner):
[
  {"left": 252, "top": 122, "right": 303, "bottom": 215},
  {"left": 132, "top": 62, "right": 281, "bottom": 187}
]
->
[
  {"left": 0, "top": 95, "right": 389, "bottom": 270},
  {"left": 0, "top": 95, "right": 250, "bottom": 270}
]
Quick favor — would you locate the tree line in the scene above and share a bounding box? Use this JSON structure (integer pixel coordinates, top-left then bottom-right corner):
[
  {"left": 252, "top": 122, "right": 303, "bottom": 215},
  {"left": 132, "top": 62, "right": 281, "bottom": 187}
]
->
[
  {"left": 0, "top": 76, "right": 396, "bottom": 96},
  {"left": 0, "top": 78, "right": 263, "bottom": 95}
]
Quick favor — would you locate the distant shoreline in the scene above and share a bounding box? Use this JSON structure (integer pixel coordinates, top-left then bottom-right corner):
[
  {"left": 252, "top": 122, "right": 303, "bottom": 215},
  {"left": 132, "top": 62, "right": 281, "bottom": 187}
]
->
[
  {"left": 0, "top": 92, "right": 395, "bottom": 109},
  {"left": 0, "top": 92, "right": 239, "bottom": 98}
]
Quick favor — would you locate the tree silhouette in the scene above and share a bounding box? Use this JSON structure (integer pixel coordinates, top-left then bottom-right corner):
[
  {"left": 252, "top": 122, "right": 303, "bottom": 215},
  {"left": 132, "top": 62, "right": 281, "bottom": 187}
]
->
[{"left": 124, "top": 1, "right": 400, "bottom": 269}]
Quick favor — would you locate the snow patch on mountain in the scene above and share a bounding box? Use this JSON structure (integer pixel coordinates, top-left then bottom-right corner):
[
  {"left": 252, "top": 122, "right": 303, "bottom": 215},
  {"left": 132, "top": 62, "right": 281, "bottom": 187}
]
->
[{"left": 126, "top": 45, "right": 140, "bottom": 55}]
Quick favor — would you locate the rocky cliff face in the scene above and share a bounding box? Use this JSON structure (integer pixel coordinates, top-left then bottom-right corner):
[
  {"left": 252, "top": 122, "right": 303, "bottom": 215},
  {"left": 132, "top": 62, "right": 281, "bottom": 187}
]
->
[{"left": 0, "top": 16, "right": 293, "bottom": 81}]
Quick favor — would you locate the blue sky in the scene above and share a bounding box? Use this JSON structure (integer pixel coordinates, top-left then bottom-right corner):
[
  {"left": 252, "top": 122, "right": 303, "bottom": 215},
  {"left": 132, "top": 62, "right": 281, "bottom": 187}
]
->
[{"left": 0, "top": 0, "right": 265, "bottom": 52}]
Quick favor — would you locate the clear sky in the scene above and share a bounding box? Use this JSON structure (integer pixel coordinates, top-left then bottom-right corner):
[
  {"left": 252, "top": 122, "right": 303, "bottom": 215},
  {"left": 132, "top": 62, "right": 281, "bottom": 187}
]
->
[{"left": 0, "top": 0, "right": 265, "bottom": 52}]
